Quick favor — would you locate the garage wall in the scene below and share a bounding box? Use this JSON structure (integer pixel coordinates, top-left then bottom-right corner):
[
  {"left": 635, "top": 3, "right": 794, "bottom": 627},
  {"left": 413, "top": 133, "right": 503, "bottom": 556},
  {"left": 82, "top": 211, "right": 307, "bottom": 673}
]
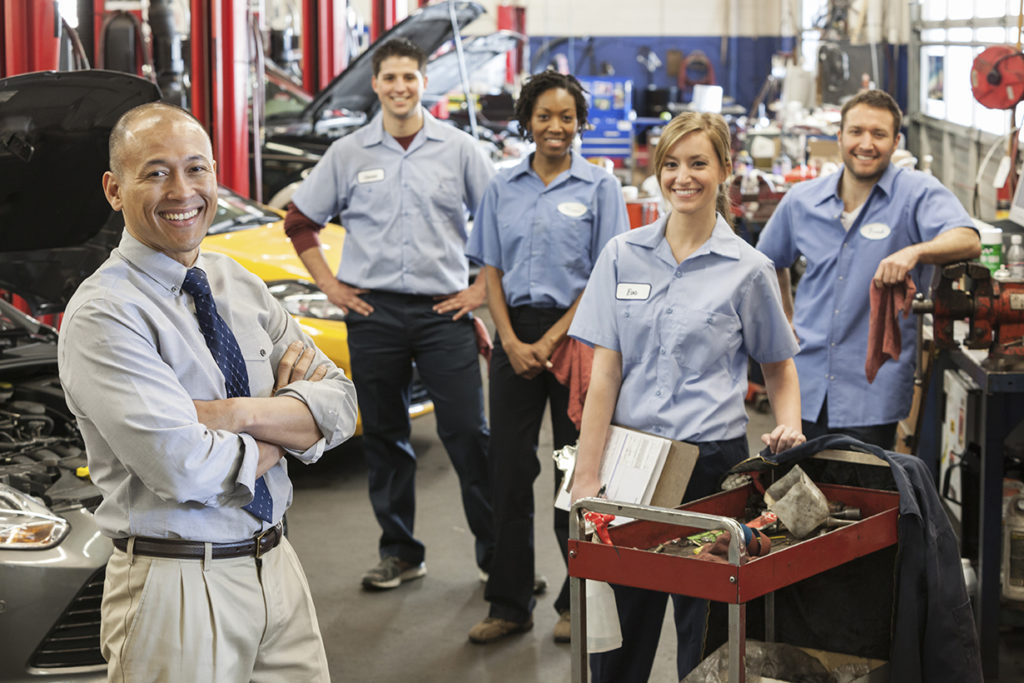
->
[
  {"left": 351, "top": 0, "right": 792, "bottom": 36},
  {"left": 345, "top": 0, "right": 794, "bottom": 111}
]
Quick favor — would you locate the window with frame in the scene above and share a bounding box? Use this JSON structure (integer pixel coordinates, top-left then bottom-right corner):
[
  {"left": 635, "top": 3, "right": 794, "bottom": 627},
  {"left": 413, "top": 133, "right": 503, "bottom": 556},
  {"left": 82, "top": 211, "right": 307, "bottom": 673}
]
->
[{"left": 916, "top": 0, "right": 1024, "bottom": 135}]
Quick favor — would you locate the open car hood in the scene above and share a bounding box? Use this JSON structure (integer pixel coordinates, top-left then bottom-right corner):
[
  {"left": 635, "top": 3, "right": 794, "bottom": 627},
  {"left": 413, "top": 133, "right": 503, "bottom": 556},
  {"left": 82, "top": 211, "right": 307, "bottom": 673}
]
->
[
  {"left": 301, "top": 1, "right": 484, "bottom": 128},
  {"left": 422, "top": 30, "right": 525, "bottom": 108},
  {"left": 0, "top": 70, "right": 160, "bottom": 310}
]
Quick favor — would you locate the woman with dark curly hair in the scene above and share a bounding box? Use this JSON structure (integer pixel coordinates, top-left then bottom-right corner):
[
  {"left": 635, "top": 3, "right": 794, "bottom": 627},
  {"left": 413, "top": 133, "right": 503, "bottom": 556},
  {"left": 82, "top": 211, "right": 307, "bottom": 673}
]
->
[{"left": 466, "top": 71, "right": 629, "bottom": 644}]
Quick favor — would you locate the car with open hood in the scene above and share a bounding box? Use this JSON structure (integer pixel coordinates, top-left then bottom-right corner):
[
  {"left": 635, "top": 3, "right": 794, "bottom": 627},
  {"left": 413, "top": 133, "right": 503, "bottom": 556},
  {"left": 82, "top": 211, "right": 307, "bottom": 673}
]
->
[{"left": 0, "top": 69, "right": 152, "bottom": 683}]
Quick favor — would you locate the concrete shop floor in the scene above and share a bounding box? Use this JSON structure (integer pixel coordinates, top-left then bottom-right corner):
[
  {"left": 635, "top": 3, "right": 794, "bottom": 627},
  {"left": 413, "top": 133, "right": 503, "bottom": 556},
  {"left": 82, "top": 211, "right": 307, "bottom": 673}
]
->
[{"left": 285, "top": 312, "right": 1024, "bottom": 682}]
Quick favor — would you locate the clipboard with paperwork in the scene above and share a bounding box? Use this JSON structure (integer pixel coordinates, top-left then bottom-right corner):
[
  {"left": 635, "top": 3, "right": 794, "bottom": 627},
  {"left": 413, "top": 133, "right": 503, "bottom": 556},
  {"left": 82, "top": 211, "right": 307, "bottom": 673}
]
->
[{"left": 555, "top": 425, "right": 700, "bottom": 522}]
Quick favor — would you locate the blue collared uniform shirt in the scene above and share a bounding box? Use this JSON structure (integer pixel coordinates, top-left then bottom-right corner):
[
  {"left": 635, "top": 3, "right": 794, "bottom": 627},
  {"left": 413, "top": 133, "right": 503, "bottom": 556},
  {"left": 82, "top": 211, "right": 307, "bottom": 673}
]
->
[
  {"left": 756, "top": 164, "right": 974, "bottom": 427},
  {"left": 466, "top": 151, "right": 629, "bottom": 308},
  {"left": 570, "top": 215, "right": 799, "bottom": 442},
  {"left": 291, "top": 110, "right": 495, "bottom": 295}
]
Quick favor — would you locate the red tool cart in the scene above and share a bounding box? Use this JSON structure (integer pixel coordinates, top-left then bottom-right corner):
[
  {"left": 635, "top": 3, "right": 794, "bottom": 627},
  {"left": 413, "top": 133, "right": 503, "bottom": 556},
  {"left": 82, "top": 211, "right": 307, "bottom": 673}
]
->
[{"left": 568, "top": 452, "right": 900, "bottom": 683}]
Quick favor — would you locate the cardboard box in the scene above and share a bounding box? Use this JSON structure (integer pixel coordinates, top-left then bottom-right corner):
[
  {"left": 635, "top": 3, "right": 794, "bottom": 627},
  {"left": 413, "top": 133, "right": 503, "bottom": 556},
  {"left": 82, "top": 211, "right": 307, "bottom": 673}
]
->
[
  {"left": 647, "top": 432, "right": 699, "bottom": 508},
  {"left": 807, "top": 137, "right": 841, "bottom": 166}
]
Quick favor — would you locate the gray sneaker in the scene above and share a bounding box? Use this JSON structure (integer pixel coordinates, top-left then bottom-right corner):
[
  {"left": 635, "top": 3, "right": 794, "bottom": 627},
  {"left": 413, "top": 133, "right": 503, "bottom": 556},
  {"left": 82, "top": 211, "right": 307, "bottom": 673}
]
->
[{"left": 361, "top": 556, "right": 427, "bottom": 590}]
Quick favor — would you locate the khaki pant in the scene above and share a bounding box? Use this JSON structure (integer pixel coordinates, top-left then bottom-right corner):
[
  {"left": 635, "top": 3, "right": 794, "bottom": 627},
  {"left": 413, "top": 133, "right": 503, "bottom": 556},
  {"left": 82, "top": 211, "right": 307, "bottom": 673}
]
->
[{"left": 101, "top": 537, "right": 329, "bottom": 683}]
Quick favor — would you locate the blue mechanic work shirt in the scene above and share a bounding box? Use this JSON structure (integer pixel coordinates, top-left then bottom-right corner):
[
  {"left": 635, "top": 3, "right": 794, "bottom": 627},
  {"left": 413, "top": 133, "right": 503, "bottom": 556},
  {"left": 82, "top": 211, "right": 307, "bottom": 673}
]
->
[
  {"left": 570, "top": 214, "right": 799, "bottom": 442},
  {"left": 466, "top": 151, "right": 629, "bottom": 309},
  {"left": 756, "top": 164, "right": 974, "bottom": 427},
  {"left": 291, "top": 110, "right": 494, "bottom": 295}
]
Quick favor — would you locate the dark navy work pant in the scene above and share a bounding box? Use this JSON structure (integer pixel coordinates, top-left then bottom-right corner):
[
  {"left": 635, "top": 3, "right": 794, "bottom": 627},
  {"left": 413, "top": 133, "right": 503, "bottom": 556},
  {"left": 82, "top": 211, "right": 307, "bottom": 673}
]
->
[
  {"left": 345, "top": 291, "right": 495, "bottom": 571},
  {"left": 484, "top": 306, "right": 578, "bottom": 623},
  {"left": 589, "top": 436, "right": 749, "bottom": 683},
  {"left": 802, "top": 397, "right": 897, "bottom": 450}
]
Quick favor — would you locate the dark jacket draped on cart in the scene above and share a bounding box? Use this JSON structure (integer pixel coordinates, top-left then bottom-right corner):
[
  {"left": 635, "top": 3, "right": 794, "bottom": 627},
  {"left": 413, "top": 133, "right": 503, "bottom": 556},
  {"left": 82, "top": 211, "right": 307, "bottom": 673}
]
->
[{"left": 751, "top": 434, "right": 982, "bottom": 683}]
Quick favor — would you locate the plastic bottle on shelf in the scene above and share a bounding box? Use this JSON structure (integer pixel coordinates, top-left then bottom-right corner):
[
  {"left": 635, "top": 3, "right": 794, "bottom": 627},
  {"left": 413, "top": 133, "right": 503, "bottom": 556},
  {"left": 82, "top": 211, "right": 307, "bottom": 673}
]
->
[
  {"left": 978, "top": 224, "right": 1003, "bottom": 275},
  {"left": 734, "top": 150, "right": 753, "bottom": 176},
  {"left": 1008, "top": 234, "right": 1024, "bottom": 280},
  {"left": 772, "top": 152, "right": 792, "bottom": 178}
]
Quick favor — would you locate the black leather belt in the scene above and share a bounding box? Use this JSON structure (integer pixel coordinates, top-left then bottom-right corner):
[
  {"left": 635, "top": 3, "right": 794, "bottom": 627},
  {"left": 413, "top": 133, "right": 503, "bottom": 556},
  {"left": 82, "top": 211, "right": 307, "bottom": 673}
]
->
[{"left": 112, "top": 524, "right": 283, "bottom": 560}]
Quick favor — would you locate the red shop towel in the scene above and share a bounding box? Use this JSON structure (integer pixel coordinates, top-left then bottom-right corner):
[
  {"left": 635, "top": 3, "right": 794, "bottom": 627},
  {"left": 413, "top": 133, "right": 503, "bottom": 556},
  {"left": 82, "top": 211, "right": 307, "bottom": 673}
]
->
[
  {"left": 866, "top": 275, "right": 916, "bottom": 383},
  {"left": 549, "top": 338, "right": 595, "bottom": 430},
  {"left": 473, "top": 316, "right": 493, "bottom": 368}
]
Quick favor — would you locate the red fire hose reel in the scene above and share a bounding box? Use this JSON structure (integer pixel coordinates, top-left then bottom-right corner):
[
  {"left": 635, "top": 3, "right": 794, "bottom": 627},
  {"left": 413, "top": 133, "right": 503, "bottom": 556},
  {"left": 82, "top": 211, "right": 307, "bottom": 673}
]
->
[{"left": 971, "top": 45, "right": 1024, "bottom": 110}]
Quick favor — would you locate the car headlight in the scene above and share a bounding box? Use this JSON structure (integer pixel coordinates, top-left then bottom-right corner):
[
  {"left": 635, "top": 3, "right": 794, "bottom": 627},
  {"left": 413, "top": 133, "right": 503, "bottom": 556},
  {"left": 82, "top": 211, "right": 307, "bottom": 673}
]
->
[
  {"left": 267, "top": 281, "right": 347, "bottom": 321},
  {"left": 0, "top": 483, "right": 70, "bottom": 549}
]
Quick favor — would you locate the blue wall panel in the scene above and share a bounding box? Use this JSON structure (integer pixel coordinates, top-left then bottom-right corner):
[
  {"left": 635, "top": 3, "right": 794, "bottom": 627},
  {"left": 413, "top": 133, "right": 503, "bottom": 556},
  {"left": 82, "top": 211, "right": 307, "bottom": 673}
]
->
[
  {"left": 526, "top": 36, "right": 907, "bottom": 117},
  {"left": 527, "top": 35, "right": 793, "bottom": 113}
]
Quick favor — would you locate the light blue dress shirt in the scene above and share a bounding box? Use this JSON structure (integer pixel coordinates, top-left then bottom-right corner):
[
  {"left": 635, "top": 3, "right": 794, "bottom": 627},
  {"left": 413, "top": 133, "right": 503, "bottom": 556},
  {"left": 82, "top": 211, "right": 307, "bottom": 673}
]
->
[
  {"left": 570, "top": 214, "right": 799, "bottom": 442},
  {"left": 58, "top": 232, "right": 358, "bottom": 542},
  {"left": 291, "top": 110, "right": 495, "bottom": 295},
  {"left": 756, "top": 164, "right": 974, "bottom": 427},
  {"left": 465, "top": 152, "right": 629, "bottom": 308}
]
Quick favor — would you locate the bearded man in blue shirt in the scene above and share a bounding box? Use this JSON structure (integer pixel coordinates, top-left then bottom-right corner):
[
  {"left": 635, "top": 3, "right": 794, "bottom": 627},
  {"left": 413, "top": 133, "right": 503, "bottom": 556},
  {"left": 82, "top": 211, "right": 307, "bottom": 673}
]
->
[{"left": 757, "top": 89, "right": 980, "bottom": 448}]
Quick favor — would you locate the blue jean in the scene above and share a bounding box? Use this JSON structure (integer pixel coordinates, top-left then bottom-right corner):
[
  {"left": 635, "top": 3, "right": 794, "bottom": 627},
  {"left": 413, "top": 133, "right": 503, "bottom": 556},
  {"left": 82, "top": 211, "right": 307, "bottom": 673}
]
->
[
  {"left": 345, "top": 291, "right": 494, "bottom": 570},
  {"left": 484, "top": 307, "right": 578, "bottom": 623},
  {"left": 589, "top": 436, "right": 750, "bottom": 683}
]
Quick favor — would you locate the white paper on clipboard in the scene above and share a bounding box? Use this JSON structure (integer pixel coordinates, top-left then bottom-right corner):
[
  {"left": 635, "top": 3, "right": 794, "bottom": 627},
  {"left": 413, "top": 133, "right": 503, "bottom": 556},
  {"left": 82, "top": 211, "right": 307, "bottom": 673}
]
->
[{"left": 554, "top": 426, "right": 673, "bottom": 524}]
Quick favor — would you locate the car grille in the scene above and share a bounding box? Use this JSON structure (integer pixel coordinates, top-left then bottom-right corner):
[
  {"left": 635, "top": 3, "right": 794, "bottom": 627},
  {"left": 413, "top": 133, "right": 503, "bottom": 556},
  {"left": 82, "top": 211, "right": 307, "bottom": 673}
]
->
[{"left": 28, "top": 566, "right": 106, "bottom": 671}]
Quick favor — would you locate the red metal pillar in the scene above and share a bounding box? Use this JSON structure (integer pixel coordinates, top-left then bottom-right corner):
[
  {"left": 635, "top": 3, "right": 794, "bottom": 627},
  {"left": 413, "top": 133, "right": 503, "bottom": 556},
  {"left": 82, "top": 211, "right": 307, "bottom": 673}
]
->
[
  {"left": 497, "top": 4, "right": 525, "bottom": 86},
  {"left": 301, "top": 0, "right": 347, "bottom": 95},
  {"left": 371, "top": 0, "right": 397, "bottom": 42},
  {"left": 190, "top": 0, "right": 249, "bottom": 197},
  {"left": 2, "top": 0, "right": 61, "bottom": 77}
]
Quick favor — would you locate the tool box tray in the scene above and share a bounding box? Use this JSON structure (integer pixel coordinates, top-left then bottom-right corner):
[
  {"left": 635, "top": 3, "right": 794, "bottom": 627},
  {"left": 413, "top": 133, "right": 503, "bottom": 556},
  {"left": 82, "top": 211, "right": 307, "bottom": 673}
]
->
[{"left": 568, "top": 482, "right": 900, "bottom": 604}]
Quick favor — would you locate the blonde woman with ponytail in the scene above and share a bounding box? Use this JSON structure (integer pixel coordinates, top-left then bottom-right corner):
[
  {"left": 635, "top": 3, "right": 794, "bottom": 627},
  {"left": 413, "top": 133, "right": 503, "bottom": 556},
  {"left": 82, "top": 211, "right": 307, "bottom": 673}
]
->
[{"left": 567, "top": 112, "right": 805, "bottom": 682}]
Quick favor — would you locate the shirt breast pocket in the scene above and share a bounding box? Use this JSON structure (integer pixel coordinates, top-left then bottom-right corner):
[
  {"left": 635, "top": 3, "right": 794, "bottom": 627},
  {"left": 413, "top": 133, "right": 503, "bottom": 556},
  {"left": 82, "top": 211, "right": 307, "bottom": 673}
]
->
[
  {"left": 618, "top": 299, "right": 656, "bottom": 364},
  {"left": 551, "top": 210, "right": 594, "bottom": 275},
  {"left": 665, "top": 309, "right": 741, "bottom": 375},
  {"left": 351, "top": 175, "right": 383, "bottom": 209},
  {"left": 236, "top": 328, "right": 275, "bottom": 397}
]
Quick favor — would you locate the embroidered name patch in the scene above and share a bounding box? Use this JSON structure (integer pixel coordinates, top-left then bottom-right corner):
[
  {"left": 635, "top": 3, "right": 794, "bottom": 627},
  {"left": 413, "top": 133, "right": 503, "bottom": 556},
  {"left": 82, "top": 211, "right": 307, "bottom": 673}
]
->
[
  {"left": 615, "top": 283, "right": 651, "bottom": 300},
  {"left": 557, "top": 201, "right": 588, "bottom": 218},
  {"left": 357, "top": 168, "right": 385, "bottom": 184},
  {"left": 859, "top": 222, "right": 891, "bottom": 240}
]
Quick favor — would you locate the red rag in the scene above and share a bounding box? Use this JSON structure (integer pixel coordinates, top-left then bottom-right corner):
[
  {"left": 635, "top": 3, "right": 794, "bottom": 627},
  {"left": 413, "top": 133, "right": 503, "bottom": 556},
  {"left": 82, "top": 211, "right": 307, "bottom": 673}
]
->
[
  {"left": 549, "top": 338, "right": 595, "bottom": 430},
  {"left": 473, "top": 317, "right": 493, "bottom": 368},
  {"left": 865, "top": 275, "right": 917, "bottom": 383}
]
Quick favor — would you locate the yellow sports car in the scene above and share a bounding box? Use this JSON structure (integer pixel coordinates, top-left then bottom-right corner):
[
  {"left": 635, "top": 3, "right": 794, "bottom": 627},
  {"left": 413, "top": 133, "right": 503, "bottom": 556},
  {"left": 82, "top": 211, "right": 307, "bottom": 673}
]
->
[{"left": 200, "top": 186, "right": 434, "bottom": 432}]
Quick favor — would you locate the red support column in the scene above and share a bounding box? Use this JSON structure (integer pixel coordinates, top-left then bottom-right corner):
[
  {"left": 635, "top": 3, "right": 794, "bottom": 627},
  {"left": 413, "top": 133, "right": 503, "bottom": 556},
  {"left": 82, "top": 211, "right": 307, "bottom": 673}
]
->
[
  {"left": 300, "top": 0, "right": 316, "bottom": 95},
  {"left": 371, "top": 0, "right": 397, "bottom": 43},
  {"left": 301, "top": 0, "right": 347, "bottom": 95},
  {"left": 190, "top": 0, "right": 249, "bottom": 197},
  {"left": 497, "top": 4, "right": 525, "bottom": 86},
  {"left": 2, "top": 0, "right": 61, "bottom": 77}
]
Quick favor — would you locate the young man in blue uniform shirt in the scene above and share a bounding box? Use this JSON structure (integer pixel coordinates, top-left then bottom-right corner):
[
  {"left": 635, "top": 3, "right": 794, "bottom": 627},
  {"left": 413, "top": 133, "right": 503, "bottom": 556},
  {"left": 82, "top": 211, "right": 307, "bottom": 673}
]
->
[
  {"left": 284, "top": 38, "right": 496, "bottom": 589},
  {"left": 756, "top": 89, "right": 980, "bottom": 448}
]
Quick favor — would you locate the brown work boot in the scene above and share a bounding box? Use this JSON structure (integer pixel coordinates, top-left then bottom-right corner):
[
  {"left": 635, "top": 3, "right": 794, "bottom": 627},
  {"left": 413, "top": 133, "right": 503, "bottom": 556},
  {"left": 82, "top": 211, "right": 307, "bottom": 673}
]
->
[
  {"left": 553, "top": 610, "right": 571, "bottom": 643},
  {"left": 468, "top": 616, "right": 533, "bottom": 644}
]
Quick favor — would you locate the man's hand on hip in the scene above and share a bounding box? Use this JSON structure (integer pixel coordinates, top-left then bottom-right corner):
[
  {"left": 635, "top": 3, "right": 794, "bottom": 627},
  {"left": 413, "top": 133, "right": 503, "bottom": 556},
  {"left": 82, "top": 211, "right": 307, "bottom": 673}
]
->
[
  {"left": 433, "top": 279, "right": 486, "bottom": 320},
  {"left": 321, "top": 279, "right": 374, "bottom": 316}
]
